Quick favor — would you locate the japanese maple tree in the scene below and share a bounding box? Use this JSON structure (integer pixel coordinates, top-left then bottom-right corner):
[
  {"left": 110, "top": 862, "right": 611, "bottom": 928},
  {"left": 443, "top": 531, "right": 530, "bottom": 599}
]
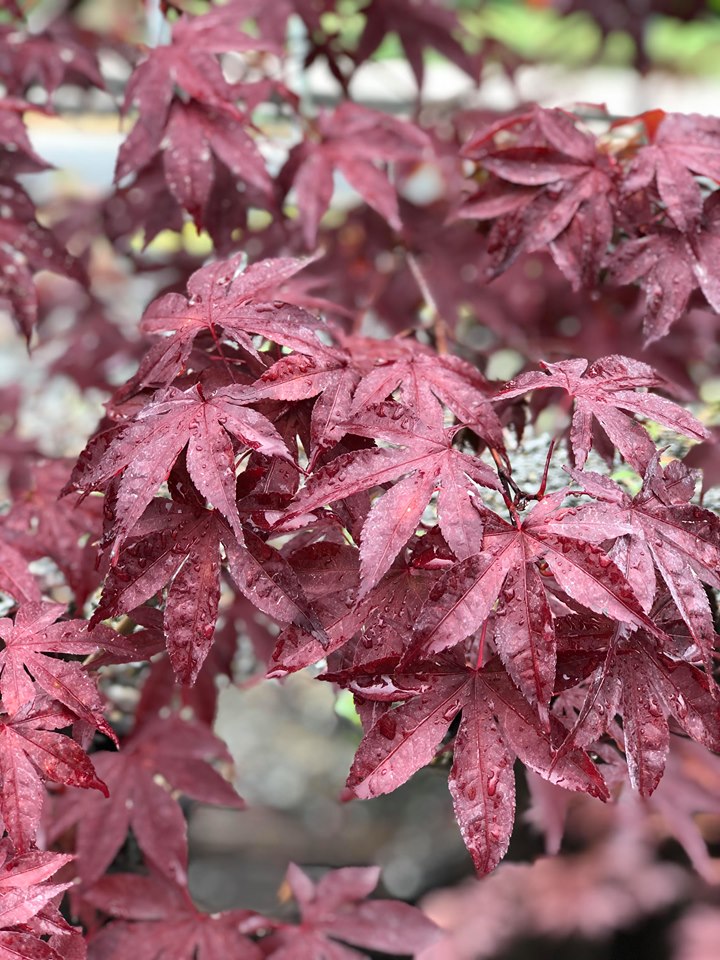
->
[{"left": 1, "top": 0, "right": 720, "bottom": 956}]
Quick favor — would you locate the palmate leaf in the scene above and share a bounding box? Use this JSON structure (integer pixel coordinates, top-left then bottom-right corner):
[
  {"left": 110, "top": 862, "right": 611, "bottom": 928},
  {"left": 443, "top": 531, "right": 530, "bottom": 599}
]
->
[
  {"left": 410, "top": 491, "right": 661, "bottom": 718},
  {"left": 0, "top": 20, "right": 104, "bottom": 99},
  {"left": 84, "top": 872, "right": 263, "bottom": 960},
  {"left": 94, "top": 499, "right": 322, "bottom": 683},
  {"left": 1, "top": 459, "right": 105, "bottom": 606},
  {"left": 123, "top": 253, "right": 323, "bottom": 398},
  {"left": 326, "top": 651, "right": 608, "bottom": 875},
  {"left": 285, "top": 400, "right": 500, "bottom": 596},
  {"left": 0, "top": 844, "right": 72, "bottom": 930},
  {"left": 269, "top": 539, "right": 441, "bottom": 678},
  {"left": 116, "top": 6, "right": 272, "bottom": 178},
  {"left": 50, "top": 715, "right": 243, "bottom": 887},
  {"left": 0, "top": 698, "right": 107, "bottom": 853},
  {"left": 554, "top": 609, "right": 720, "bottom": 798},
  {"left": 0, "top": 100, "right": 50, "bottom": 178},
  {"left": 0, "top": 182, "right": 86, "bottom": 342},
  {"left": 66, "top": 378, "right": 291, "bottom": 560},
  {"left": 259, "top": 862, "right": 439, "bottom": 958},
  {"left": 280, "top": 103, "right": 429, "bottom": 247},
  {"left": 460, "top": 106, "right": 618, "bottom": 288},
  {"left": 144, "top": 100, "right": 273, "bottom": 228},
  {"left": 622, "top": 111, "right": 720, "bottom": 234},
  {"left": 495, "top": 355, "right": 708, "bottom": 471},
  {"left": 607, "top": 198, "right": 720, "bottom": 343},
  {"left": 0, "top": 842, "right": 80, "bottom": 960},
  {"left": 564, "top": 457, "right": 720, "bottom": 675},
  {"left": 352, "top": 0, "right": 479, "bottom": 91},
  {"left": 0, "top": 603, "right": 120, "bottom": 736},
  {"left": 0, "top": 539, "right": 40, "bottom": 606},
  {"left": 347, "top": 343, "right": 503, "bottom": 445}
]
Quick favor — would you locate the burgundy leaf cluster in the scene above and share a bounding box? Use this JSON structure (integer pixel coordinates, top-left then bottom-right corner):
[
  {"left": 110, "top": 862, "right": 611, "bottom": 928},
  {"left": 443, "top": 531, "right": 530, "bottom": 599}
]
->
[{"left": 1, "top": 0, "right": 720, "bottom": 956}]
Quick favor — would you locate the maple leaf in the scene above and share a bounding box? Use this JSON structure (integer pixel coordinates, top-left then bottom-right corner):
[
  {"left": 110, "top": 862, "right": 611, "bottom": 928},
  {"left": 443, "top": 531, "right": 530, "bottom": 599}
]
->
[
  {"left": 132, "top": 608, "right": 237, "bottom": 726},
  {"left": 66, "top": 377, "right": 292, "bottom": 559},
  {"left": 562, "top": 457, "right": 720, "bottom": 675},
  {"left": 285, "top": 399, "right": 500, "bottom": 596},
  {"left": 330, "top": 651, "right": 608, "bottom": 874},
  {"left": 352, "top": 0, "right": 479, "bottom": 91},
  {"left": 347, "top": 340, "right": 504, "bottom": 445},
  {"left": 269, "top": 537, "right": 443, "bottom": 677},
  {"left": 496, "top": 355, "right": 708, "bottom": 471},
  {"left": 0, "top": 21, "right": 104, "bottom": 99},
  {"left": 1, "top": 459, "right": 105, "bottom": 606},
  {"left": 280, "top": 103, "right": 429, "bottom": 247},
  {"left": 117, "top": 6, "right": 271, "bottom": 158},
  {"left": 93, "top": 499, "right": 322, "bottom": 683},
  {"left": 84, "top": 872, "right": 263, "bottom": 960},
  {"left": 0, "top": 842, "right": 77, "bottom": 960},
  {"left": 622, "top": 111, "right": 720, "bottom": 234},
  {"left": 117, "top": 98, "right": 273, "bottom": 229},
  {"left": 553, "top": 606, "right": 720, "bottom": 797},
  {"left": 0, "top": 697, "right": 107, "bottom": 853},
  {"left": 103, "top": 162, "right": 184, "bottom": 251},
  {"left": 50, "top": 714, "right": 243, "bottom": 887},
  {"left": 606, "top": 195, "right": 720, "bottom": 343},
  {"left": 0, "top": 182, "right": 86, "bottom": 342},
  {"left": 460, "top": 107, "right": 618, "bottom": 288},
  {"left": 121, "top": 253, "right": 323, "bottom": 398},
  {"left": 247, "top": 337, "right": 360, "bottom": 462},
  {"left": 0, "top": 539, "right": 40, "bottom": 606},
  {"left": 0, "top": 603, "right": 121, "bottom": 738},
  {"left": 261, "top": 862, "right": 440, "bottom": 958},
  {"left": 413, "top": 486, "right": 667, "bottom": 703},
  {"left": 0, "top": 100, "right": 50, "bottom": 177},
  {"left": 0, "top": 844, "right": 72, "bottom": 930}
]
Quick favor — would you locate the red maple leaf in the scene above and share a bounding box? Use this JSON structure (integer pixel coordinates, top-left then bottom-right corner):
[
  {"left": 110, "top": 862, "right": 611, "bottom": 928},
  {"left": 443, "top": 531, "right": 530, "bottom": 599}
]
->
[
  {"left": 66, "top": 375, "right": 292, "bottom": 559},
  {"left": 0, "top": 21, "right": 104, "bottom": 99},
  {"left": 622, "top": 111, "right": 720, "bottom": 234},
  {"left": 553, "top": 603, "right": 720, "bottom": 797},
  {"left": 496, "top": 355, "right": 707, "bottom": 471},
  {"left": 117, "top": 6, "right": 271, "bottom": 144},
  {"left": 1, "top": 459, "right": 105, "bottom": 606},
  {"left": 352, "top": 0, "right": 479, "bottom": 90},
  {"left": 0, "top": 603, "right": 121, "bottom": 736},
  {"left": 0, "top": 538, "right": 40, "bottom": 607},
  {"left": 84, "top": 871, "right": 264, "bottom": 959},
  {"left": 50, "top": 714, "right": 243, "bottom": 887},
  {"left": 269, "top": 537, "right": 443, "bottom": 678},
  {"left": 460, "top": 106, "right": 618, "bottom": 288},
  {"left": 0, "top": 845, "right": 72, "bottom": 930},
  {"left": 247, "top": 335, "right": 360, "bottom": 462},
  {"left": 280, "top": 103, "right": 429, "bottom": 247},
  {"left": 0, "top": 183, "right": 86, "bottom": 342},
  {"left": 286, "top": 399, "right": 500, "bottom": 595},
  {"left": 93, "top": 498, "right": 322, "bottom": 683},
  {"left": 0, "top": 698, "right": 107, "bottom": 853},
  {"left": 346, "top": 339, "right": 503, "bottom": 444},
  {"left": 0, "top": 100, "right": 50, "bottom": 177},
  {"left": 117, "top": 98, "right": 273, "bottom": 230},
  {"left": 409, "top": 490, "right": 666, "bottom": 719},
  {"left": 562, "top": 456, "right": 720, "bottom": 675},
  {"left": 607, "top": 195, "right": 720, "bottom": 343},
  {"left": 0, "top": 842, "right": 80, "bottom": 960},
  {"left": 261, "top": 862, "right": 440, "bottom": 958},
  {"left": 122, "top": 253, "right": 322, "bottom": 399},
  {"left": 327, "top": 650, "right": 608, "bottom": 874}
]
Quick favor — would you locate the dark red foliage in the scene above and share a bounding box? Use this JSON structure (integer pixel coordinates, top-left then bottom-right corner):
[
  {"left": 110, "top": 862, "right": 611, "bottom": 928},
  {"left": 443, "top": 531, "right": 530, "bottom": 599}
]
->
[
  {"left": 259, "top": 862, "right": 440, "bottom": 957},
  {"left": 1, "top": 0, "right": 720, "bottom": 955},
  {"left": 84, "top": 871, "right": 264, "bottom": 959}
]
